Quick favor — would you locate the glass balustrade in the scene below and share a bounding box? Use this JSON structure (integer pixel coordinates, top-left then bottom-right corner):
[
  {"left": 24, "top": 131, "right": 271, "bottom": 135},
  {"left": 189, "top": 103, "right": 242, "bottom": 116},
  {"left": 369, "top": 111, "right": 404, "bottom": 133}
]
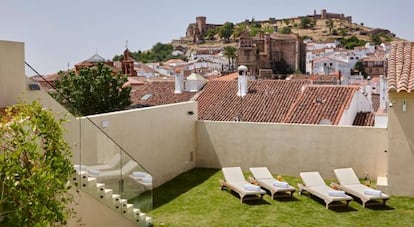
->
[{"left": 25, "top": 62, "right": 153, "bottom": 214}]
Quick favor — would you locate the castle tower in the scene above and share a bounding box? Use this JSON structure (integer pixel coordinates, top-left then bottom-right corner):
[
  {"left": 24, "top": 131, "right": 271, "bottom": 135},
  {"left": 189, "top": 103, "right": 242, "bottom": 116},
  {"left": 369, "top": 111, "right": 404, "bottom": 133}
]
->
[
  {"left": 196, "top": 16, "right": 207, "bottom": 34},
  {"left": 321, "top": 9, "right": 327, "bottom": 19}
]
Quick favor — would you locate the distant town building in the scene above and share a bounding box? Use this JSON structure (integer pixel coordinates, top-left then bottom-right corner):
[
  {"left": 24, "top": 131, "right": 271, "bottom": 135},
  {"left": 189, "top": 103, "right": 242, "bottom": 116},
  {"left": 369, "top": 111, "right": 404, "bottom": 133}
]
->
[
  {"left": 121, "top": 49, "right": 137, "bottom": 77},
  {"left": 74, "top": 53, "right": 116, "bottom": 73},
  {"left": 237, "top": 32, "right": 306, "bottom": 77}
]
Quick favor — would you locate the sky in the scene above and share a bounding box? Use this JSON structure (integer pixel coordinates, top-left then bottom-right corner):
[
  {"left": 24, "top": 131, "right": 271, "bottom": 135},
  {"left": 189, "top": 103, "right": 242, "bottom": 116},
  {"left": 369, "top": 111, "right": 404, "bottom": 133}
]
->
[{"left": 2, "top": 0, "right": 414, "bottom": 76}]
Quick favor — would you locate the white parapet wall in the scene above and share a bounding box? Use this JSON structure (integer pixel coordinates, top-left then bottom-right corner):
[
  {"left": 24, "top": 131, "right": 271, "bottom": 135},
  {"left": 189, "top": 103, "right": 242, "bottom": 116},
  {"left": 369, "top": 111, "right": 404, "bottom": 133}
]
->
[{"left": 196, "top": 121, "right": 388, "bottom": 181}]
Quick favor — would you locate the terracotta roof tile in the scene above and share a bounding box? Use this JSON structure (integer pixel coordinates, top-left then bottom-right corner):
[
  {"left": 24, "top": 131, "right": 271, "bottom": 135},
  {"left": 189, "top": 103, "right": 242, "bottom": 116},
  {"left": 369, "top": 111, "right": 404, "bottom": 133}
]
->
[
  {"left": 130, "top": 81, "right": 196, "bottom": 107},
  {"left": 353, "top": 112, "right": 375, "bottom": 126},
  {"left": 197, "top": 80, "right": 311, "bottom": 122},
  {"left": 212, "top": 72, "right": 238, "bottom": 81},
  {"left": 387, "top": 41, "right": 414, "bottom": 93},
  {"left": 283, "top": 86, "right": 358, "bottom": 125}
]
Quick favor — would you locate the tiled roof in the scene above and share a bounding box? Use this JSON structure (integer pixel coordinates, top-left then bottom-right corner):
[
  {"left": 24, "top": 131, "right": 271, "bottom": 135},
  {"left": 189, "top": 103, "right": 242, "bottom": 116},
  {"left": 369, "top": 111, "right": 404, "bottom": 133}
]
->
[
  {"left": 353, "top": 112, "right": 375, "bottom": 126},
  {"left": 197, "top": 80, "right": 311, "bottom": 122},
  {"left": 87, "top": 53, "right": 105, "bottom": 63},
  {"left": 387, "top": 42, "right": 414, "bottom": 93},
  {"left": 212, "top": 72, "right": 238, "bottom": 81},
  {"left": 284, "top": 86, "right": 357, "bottom": 125},
  {"left": 130, "top": 81, "right": 196, "bottom": 107},
  {"left": 30, "top": 73, "right": 62, "bottom": 90}
]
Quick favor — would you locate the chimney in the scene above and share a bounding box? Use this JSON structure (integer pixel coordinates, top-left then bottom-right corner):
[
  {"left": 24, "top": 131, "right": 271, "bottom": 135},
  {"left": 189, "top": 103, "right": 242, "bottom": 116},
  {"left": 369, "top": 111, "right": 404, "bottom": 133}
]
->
[
  {"left": 237, "top": 65, "right": 248, "bottom": 97},
  {"left": 379, "top": 74, "right": 387, "bottom": 109},
  {"left": 174, "top": 69, "right": 184, "bottom": 94},
  {"left": 365, "top": 84, "right": 372, "bottom": 106}
]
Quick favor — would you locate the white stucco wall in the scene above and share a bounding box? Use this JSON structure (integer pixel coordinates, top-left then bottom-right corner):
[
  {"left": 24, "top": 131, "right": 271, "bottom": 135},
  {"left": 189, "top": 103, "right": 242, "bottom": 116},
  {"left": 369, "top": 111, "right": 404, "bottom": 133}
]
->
[
  {"left": 197, "top": 121, "right": 388, "bottom": 181},
  {"left": 84, "top": 102, "right": 198, "bottom": 187},
  {"left": 338, "top": 91, "right": 372, "bottom": 125}
]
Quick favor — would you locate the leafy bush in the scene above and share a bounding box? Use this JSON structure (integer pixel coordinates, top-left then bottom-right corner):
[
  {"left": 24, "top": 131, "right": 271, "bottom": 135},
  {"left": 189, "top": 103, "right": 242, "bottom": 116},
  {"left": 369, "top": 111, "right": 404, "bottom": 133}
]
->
[{"left": 0, "top": 101, "right": 74, "bottom": 226}]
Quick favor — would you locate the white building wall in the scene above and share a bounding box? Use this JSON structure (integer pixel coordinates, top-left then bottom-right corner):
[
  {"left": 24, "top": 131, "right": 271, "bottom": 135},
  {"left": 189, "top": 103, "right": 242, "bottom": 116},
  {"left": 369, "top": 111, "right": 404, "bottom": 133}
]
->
[{"left": 338, "top": 91, "right": 372, "bottom": 125}]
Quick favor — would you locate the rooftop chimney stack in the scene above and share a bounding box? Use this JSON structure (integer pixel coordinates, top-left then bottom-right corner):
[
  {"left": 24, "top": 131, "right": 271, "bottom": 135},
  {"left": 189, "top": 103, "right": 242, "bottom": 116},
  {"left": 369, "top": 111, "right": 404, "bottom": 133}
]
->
[
  {"left": 237, "top": 65, "right": 248, "bottom": 97},
  {"left": 175, "top": 70, "right": 184, "bottom": 94},
  {"left": 379, "top": 74, "right": 387, "bottom": 110}
]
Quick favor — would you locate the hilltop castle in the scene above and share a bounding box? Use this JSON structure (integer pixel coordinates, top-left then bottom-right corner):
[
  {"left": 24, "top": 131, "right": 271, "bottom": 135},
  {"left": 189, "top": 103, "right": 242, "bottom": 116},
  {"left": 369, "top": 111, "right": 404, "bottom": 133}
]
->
[
  {"left": 310, "top": 9, "right": 352, "bottom": 23},
  {"left": 185, "top": 16, "right": 222, "bottom": 43}
]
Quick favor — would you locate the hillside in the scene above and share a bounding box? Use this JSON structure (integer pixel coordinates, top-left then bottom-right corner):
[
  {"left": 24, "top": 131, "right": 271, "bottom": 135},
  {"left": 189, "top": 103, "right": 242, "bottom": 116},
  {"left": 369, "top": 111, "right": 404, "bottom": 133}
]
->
[{"left": 172, "top": 13, "right": 404, "bottom": 51}]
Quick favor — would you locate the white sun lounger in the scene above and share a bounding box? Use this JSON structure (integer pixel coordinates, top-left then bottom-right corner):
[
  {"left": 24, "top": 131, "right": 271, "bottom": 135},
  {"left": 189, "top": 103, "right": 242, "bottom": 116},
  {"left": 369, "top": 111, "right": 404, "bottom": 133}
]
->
[
  {"left": 298, "top": 171, "right": 352, "bottom": 209},
  {"left": 88, "top": 160, "right": 139, "bottom": 180},
  {"left": 334, "top": 168, "right": 390, "bottom": 208},
  {"left": 249, "top": 167, "right": 296, "bottom": 198},
  {"left": 74, "top": 153, "right": 121, "bottom": 172},
  {"left": 220, "top": 167, "right": 266, "bottom": 203}
]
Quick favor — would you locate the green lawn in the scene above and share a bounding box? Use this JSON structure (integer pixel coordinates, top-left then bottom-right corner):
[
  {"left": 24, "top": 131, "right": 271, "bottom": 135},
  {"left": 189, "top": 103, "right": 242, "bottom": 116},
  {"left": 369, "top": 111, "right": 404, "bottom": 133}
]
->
[{"left": 147, "top": 168, "right": 414, "bottom": 227}]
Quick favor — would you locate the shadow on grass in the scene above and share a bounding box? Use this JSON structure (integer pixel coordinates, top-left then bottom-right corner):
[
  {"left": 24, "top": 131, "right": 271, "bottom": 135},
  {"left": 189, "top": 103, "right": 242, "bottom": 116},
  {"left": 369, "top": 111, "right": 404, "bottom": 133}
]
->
[
  {"left": 223, "top": 190, "right": 271, "bottom": 205},
  {"left": 347, "top": 195, "right": 394, "bottom": 210},
  {"left": 152, "top": 168, "right": 219, "bottom": 208},
  {"left": 304, "top": 194, "right": 358, "bottom": 212},
  {"left": 273, "top": 195, "right": 300, "bottom": 202}
]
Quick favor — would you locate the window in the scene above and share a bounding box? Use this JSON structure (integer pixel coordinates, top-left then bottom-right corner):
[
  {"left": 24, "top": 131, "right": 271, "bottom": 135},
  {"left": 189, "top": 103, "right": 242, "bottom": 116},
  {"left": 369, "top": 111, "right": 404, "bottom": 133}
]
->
[{"left": 141, "top": 93, "right": 152, "bottom": 100}]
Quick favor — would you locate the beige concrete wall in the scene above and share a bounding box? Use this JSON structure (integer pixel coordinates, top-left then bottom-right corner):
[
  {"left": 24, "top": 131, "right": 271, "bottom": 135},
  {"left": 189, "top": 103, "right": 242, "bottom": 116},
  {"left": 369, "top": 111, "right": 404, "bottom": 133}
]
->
[
  {"left": 84, "top": 102, "right": 198, "bottom": 187},
  {"left": 197, "top": 121, "right": 388, "bottom": 180},
  {"left": 25, "top": 83, "right": 81, "bottom": 164},
  {"left": 387, "top": 93, "right": 414, "bottom": 196},
  {"left": 0, "top": 40, "right": 26, "bottom": 107}
]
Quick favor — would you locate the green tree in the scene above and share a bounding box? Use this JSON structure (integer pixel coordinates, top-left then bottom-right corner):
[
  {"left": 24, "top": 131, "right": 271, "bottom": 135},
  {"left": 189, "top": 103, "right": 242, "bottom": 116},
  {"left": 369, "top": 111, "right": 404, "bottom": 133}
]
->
[
  {"left": 340, "top": 36, "right": 367, "bottom": 49},
  {"left": 371, "top": 33, "right": 383, "bottom": 45},
  {"left": 205, "top": 28, "right": 217, "bottom": 40},
  {"left": 326, "top": 19, "right": 334, "bottom": 34},
  {"left": 262, "top": 24, "right": 275, "bottom": 34},
  {"left": 0, "top": 101, "right": 74, "bottom": 226},
  {"left": 222, "top": 46, "right": 237, "bottom": 70},
  {"left": 52, "top": 63, "right": 131, "bottom": 116},
  {"left": 354, "top": 60, "right": 368, "bottom": 78},
  {"left": 219, "top": 22, "right": 234, "bottom": 43},
  {"left": 233, "top": 24, "right": 248, "bottom": 39},
  {"left": 279, "top": 27, "right": 292, "bottom": 34},
  {"left": 300, "top": 17, "right": 312, "bottom": 29},
  {"left": 112, "top": 43, "right": 187, "bottom": 63}
]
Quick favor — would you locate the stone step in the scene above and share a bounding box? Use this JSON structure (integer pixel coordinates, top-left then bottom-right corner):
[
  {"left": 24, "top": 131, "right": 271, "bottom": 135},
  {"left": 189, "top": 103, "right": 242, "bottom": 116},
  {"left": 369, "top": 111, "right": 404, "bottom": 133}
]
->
[{"left": 72, "top": 172, "right": 152, "bottom": 226}]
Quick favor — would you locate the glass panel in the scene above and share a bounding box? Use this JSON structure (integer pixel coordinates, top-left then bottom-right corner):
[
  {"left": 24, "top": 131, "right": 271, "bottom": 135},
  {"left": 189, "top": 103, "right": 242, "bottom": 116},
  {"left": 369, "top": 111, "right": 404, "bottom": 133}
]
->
[{"left": 25, "top": 62, "right": 153, "bottom": 215}]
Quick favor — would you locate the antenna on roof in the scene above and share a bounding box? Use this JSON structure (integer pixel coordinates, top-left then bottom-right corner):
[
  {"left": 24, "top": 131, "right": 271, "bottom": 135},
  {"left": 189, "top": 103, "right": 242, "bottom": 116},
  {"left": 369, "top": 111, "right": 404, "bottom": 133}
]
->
[
  {"left": 125, "top": 40, "right": 128, "bottom": 49},
  {"left": 67, "top": 62, "right": 70, "bottom": 71},
  {"left": 95, "top": 48, "right": 98, "bottom": 54}
]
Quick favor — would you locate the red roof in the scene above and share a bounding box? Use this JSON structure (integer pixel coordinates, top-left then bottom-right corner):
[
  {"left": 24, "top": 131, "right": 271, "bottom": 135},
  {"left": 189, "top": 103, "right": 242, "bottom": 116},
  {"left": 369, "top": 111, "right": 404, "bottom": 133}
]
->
[
  {"left": 387, "top": 42, "right": 414, "bottom": 93},
  {"left": 130, "top": 81, "right": 196, "bottom": 107},
  {"left": 197, "top": 80, "right": 311, "bottom": 122},
  {"left": 353, "top": 112, "right": 375, "bottom": 126},
  {"left": 283, "top": 86, "right": 357, "bottom": 125},
  {"left": 197, "top": 81, "right": 369, "bottom": 125},
  {"left": 212, "top": 72, "right": 238, "bottom": 81}
]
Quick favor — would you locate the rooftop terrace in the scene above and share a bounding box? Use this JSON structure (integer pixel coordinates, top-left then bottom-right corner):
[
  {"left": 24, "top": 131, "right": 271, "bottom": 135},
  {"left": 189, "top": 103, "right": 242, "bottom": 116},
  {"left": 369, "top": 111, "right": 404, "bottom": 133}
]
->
[{"left": 148, "top": 168, "right": 414, "bottom": 226}]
